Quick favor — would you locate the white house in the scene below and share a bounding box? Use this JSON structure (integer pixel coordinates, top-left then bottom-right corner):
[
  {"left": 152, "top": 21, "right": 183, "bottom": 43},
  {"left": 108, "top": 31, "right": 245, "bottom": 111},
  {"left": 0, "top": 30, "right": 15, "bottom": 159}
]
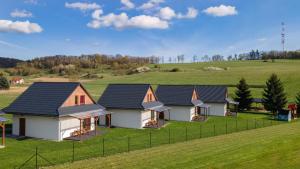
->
[
  {"left": 2, "top": 82, "right": 106, "bottom": 141},
  {"left": 98, "top": 84, "right": 169, "bottom": 129},
  {"left": 195, "top": 85, "right": 228, "bottom": 116},
  {"left": 156, "top": 85, "right": 209, "bottom": 122},
  {"left": 10, "top": 77, "right": 25, "bottom": 85}
]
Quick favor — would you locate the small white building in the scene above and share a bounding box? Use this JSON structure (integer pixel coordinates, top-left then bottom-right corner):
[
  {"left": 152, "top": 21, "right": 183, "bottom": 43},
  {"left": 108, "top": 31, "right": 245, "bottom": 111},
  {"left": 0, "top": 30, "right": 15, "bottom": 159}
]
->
[
  {"left": 98, "top": 84, "right": 169, "bottom": 129},
  {"left": 195, "top": 85, "right": 229, "bottom": 116},
  {"left": 2, "top": 82, "right": 105, "bottom": 141},
  {"left": 156, "top": 85, "right": 209, "bottom": 122},
  {"left": 10, "top": 77, "right": 25, "bottom": 85}
]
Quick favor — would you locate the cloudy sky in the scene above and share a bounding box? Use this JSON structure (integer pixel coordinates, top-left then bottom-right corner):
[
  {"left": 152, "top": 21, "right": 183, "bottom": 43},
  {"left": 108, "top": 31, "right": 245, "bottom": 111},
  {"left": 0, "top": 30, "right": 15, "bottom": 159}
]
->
[{"left": 0, "top": 0, "right": 300, "bottom": 60}]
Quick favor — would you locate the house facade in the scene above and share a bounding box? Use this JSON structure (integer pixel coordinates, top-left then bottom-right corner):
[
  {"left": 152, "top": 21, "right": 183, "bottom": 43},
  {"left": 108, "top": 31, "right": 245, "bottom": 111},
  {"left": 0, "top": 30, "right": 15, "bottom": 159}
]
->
[
  {"left": 2, "top": 82, "right": 105, "bottom": 141},
  {"left": 10, "top": 77, "right": 25, "bottom": 85},
  {"left": 156, "top": 85, "right": 207, "bottom": 122},
  {"left": 195, "top": 85, "right": 228, "bottom": 116},
  {"left": 98, "top": 84, "right": 169, "bottom": 129}
]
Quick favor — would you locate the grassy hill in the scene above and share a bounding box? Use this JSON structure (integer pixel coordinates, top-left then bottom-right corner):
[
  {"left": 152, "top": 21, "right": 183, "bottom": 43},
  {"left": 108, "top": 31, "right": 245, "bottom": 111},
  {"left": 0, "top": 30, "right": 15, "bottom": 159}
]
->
[
  {"left": 1, "top": 60, "right": 300, "bottom": 110},
  {"left": 47, "top": 121, "right": 300, "bottom": 169},
  {"left": 0, "top": 57, "right": 23, "bottom": 68}
]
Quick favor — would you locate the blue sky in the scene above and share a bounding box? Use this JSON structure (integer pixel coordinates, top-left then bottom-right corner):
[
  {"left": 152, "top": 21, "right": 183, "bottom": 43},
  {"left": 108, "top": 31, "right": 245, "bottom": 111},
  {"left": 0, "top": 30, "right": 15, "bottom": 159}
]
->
[{"left": 0, "top": 0, "right": 300, "bottom": 60}]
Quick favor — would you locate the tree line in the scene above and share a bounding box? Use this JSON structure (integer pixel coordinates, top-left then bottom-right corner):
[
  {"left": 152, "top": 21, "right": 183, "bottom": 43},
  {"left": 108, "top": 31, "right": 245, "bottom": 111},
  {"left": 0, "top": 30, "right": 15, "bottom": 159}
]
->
[
  {"left": 234, "top": 73, "right": 300, "bottom": 116},
  {"left": 2, "top": 54, "right": 161, "bottom": 76}
]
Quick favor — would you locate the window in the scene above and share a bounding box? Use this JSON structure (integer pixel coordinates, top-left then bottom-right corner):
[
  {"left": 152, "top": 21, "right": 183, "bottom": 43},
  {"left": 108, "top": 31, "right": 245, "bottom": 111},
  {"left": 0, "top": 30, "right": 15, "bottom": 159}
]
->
[
  {"left": 80, "top": 95, "right": 85, "bottom": 105},
  {"left": 149, "top": 94, "right": 153, "bottom": 101},
  {"left": 75, "top": 96, "right": 79, "bottom": 105},
  {"left": 151, "top": 110, "right": 155, "bottom": 120}
]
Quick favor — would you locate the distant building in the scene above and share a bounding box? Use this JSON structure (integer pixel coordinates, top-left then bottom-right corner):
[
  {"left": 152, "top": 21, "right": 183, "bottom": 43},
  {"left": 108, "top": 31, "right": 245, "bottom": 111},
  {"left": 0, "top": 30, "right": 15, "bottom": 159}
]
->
[{"left": 10, "top": 77, "right": 25, "bottom": 85}]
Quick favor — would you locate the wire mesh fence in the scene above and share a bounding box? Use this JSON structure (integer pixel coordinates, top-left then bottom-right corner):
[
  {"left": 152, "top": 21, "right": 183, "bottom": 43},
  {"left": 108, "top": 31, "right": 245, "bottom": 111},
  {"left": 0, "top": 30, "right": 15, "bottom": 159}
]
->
[{"left": 13, "top": 118, "right": 284, "bottom": 169}]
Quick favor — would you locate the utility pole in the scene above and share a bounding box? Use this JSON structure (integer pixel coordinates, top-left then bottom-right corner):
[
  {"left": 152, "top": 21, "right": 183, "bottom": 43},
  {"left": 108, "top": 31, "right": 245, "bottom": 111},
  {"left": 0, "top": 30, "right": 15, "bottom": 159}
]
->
[{"left": 281, "top": 22, "right": 286, "bottom": 57}]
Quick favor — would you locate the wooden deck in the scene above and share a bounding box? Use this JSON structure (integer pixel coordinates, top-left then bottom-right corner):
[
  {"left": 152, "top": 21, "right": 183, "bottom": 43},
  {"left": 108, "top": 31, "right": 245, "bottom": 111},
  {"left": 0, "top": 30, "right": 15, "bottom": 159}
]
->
[{"left": 64, "top": 130, "right": 106, "bottom": 141}]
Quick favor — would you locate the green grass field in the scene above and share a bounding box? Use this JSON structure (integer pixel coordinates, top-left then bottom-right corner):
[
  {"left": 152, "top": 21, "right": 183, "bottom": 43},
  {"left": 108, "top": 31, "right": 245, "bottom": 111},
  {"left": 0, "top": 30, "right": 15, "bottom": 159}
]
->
[
  {"left": 0, "top": 113, "right": 283, "bottom": 169},
  {"left": 1, "top": 60, "right": 300, "bottom": 168},
  {"left": 48, "top": 120, "right": 300, "bottom": 169},
  {"left": 1, "top": 60, "right": 300, "bottom": 110}
]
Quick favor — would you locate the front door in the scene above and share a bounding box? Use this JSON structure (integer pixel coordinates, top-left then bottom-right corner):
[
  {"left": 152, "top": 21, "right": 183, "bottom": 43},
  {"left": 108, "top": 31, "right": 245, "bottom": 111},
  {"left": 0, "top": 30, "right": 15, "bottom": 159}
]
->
[
  {"left": 83, "top": 118, "right": 91, "bottom": 131},
  {"left": 105, "top": 114, "right": 111, "bottom": 127},
  {"left": 159, "top": 112, "right": 164, "bottom": 119},
  {"left": 19, "top": 118, "right": 25, "bottom": 136}
]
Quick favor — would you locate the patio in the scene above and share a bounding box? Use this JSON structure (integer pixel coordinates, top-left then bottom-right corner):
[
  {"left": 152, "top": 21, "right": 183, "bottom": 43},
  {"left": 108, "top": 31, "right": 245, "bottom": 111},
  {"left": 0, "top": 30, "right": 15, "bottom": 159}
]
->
[{"left": 64, "top": 129, "right": 107, "bottom": 141}]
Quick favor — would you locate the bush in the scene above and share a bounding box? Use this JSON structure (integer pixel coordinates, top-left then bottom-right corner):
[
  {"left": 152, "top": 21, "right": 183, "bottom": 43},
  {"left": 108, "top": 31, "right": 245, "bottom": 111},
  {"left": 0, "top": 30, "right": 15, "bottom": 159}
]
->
[
  {"left": 0, "top": 76, "right": 10, "bottom": 90},
  {"left": 170, "top": 68, "right": 180, "bottom": 72}
]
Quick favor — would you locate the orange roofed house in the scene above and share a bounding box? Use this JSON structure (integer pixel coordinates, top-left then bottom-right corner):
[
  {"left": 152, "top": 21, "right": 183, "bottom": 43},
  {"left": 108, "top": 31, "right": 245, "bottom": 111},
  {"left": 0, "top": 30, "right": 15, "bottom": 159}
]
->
[{"left": 2, "top": 82, "right": 106, "bottom": 141}]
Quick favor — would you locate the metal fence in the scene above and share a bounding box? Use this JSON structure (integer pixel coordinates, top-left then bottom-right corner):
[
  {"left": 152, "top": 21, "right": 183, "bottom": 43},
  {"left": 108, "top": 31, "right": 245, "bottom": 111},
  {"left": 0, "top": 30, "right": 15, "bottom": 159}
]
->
[{"left": 13, "top": 118, "right": 283, "bottom": 169}]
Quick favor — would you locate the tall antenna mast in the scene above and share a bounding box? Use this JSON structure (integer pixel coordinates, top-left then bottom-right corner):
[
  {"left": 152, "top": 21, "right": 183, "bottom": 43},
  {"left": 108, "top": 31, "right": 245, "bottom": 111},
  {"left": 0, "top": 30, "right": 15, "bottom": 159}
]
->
[{"left": 281, "top": 22, "right": 285, "bottom": 53}]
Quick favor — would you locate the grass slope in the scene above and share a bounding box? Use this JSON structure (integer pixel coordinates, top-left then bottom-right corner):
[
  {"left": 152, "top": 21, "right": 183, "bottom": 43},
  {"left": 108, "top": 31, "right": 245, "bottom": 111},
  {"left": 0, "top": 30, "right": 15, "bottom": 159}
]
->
[
  {"left": 1, "top": 60, "right": 300, "bottom": 110},
  {"left": 48, "top": 121, "right": 300, "bottom": 169}
]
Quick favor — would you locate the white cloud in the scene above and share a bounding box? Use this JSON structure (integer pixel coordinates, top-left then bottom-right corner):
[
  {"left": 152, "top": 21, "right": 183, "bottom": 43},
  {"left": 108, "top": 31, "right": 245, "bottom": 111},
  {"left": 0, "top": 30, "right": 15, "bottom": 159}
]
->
[
  {"left": 158, "top": 7, "right": 176, "bottom": 20},
  {"left": 138, "top": 0, "right": 164, "bottom": 10},
  {"left": 91, "top": 9, "right": 103, "bottom": 20},
  {"left": 0, "top": 20, "right": 43, "bottom": 34},
  {"left": 24, "top": 0, "right": 38, "bottom": 5},
  {"left": 121, "top": 0, "right": 135, "bottom": 9},
  {"left": 65, "top": 2, "right": 100, "bottom": 11},
  {"left": 203, "top": 5, "right": 238, "bottom": 17},
  {"left": 177, "top": 7, "right": 198, "bottom": 19},
  {"left": 257, "top": 38, "right": 267, "bottom": 42},
  {"left": 87, "top": 12, "right": 168, "bottom": 29},
  {"left": 10, "top": 9, "right": 33, "bottom": 18},
  {"left": 129, "top": 15, "right": 168, "bottom": 29},
  {"left": 0, "top": 40, "right": 28, "bottom": 50},
  {"left": 158, "top": 7, "right": 198, "bottom": 20}
]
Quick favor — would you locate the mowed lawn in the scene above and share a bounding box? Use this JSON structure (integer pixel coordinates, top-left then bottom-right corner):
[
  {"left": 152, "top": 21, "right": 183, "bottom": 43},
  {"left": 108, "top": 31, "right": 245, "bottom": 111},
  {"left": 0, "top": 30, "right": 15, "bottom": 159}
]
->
[
  {"left": 0, "top": 113, "right": 283, "bottom": 169},
  {"left": 1, "top": 60, "right": 300, "bottom": 108},
  {"left": 82, "top": 60, "right": 300, "bottom": 101},
  {"left": 48, "top": 120, "right": 300, "bottom": 169}
]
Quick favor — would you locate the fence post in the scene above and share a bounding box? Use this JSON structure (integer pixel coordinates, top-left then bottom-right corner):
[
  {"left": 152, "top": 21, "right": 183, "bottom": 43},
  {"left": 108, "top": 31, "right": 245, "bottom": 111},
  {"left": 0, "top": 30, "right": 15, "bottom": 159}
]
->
[
  {"left": 185, "top": 126, "right": 188, "bottom": 141},
  {"left": 168, "top": 128, "right": 171, "bottom": 144},
  {"left": 72, "top": 141, "right": 75, "bottom": 162},
  {"left": 225, "top": 120, "right": 227, "bottom": 134},
  {"left": 149, "top": 131, "right": 152, "bottom": 148},
  {"left": 199, "top": 125, "right": 202, "bottom": 138},
  {"left": 102, "top": 138, "right": 105, "bottom": 157},
  {"left": 235, "top": 119, "right": 238, "bottom": 132},
  {"left": 213, "top": 124, "right": 216, "bottom": 136},
  {"left": 35, "top": 147, "right": 38, "bottom": 169},
  {"left": 247, "top": 119, "right": 249, "bottom": 130},
  {"left": 127, "top": 136, "right": 130, "bottom": 152}
]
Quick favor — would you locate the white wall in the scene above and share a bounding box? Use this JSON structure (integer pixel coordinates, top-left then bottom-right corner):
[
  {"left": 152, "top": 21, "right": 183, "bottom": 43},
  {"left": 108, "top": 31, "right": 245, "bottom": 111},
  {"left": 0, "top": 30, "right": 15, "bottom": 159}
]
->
[
  {"left": 208, "top": 103, "right": 227, "bottom": 116},
  {"left": 59, "top": 116, "right": 95, "bottom": 141},
  {"left": 110, "top": 109, "right": 143, "bottom": 129},
  {"left": 12, "top": 115, "right": 59, "bottom": 141},
  {"left": 169, "top": 106, "right": 195, "bottom": 122}
]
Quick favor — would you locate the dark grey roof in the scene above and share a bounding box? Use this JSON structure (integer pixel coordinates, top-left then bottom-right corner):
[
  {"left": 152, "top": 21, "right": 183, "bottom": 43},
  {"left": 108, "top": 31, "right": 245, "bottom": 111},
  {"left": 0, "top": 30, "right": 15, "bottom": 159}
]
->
[
  {"left": 196, "top": 85, "right": 227, "bottom": 103},
  {"left": 58, "top": 104, "right": 105, "bottom": 116},
  {"left": 3, "top": 82, "right": 96, "bottom": 116},
  {"left": 156, "top": 85, "right": 197, "bottom": 106},
  {"left": 252, "top": 98, "right": 263, "bottom": 103},
  {"left": 98, "top": 84, "right": 152, "bottom": 109},
  {"left": 142, "top": 101, "right": 164, "bottom": 110},
  {"left": 0, "top": 117, "right": 7, "bottom": 122}
]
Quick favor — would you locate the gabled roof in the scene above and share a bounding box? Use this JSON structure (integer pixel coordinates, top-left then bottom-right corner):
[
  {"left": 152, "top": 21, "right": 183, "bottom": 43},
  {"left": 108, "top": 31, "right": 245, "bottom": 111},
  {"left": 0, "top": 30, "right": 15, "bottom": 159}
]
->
[
  {"left": 3, "top": 82, "right": 98, "bottom": 116},
  {"left": 195, "top": 85, "right": 227, "bottom": 103},
  {"left": 98, "top": 84, "right": 152, "bottom": 109},
  {"left": 156, "top": 85, "right": 198, "bottom": 106}
]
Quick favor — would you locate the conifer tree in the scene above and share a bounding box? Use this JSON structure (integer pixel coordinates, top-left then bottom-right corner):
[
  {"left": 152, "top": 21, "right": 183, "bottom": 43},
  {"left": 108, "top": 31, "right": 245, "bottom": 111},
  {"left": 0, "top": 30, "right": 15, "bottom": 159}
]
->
[
  {"left": 234, "top": 78, "right": 253, "bottom": 111},
  {"left": 262, "top": 74, "right": 287, "bottom": 115}
]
